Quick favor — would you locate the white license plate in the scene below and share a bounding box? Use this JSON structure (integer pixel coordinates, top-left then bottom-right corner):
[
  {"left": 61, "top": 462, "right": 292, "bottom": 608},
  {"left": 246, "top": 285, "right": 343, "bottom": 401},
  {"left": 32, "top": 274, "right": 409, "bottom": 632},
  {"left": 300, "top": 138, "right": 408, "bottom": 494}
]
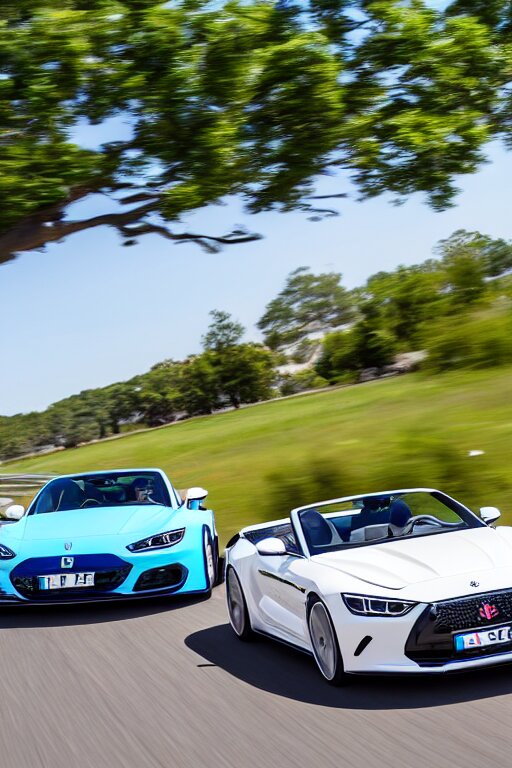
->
[
  {"left": 454, "top": 625, "right": 512, "bottom": 651},
  {"left": 38, "top": 572, "right": 95, "bottom": 590}
]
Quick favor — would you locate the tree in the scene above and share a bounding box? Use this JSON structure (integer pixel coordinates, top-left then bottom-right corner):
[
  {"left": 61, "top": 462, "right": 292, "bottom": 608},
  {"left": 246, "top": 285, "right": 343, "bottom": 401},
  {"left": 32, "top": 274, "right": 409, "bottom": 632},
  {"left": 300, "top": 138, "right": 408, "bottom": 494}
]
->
[
  {"left": 435, "top": 231, "right": 488, "bottom": 306},
  {"left": 316, "top": 328, "right": 360, "bottom": 381},
  {"left": 258, "top": 267, "right": 354, "bottom": 349},
  {"left": 46, "top": 394, "right": 103, "bottom": 447},
  {"left": 316, "top": 324, "right": 396, "bottom": 381},
  {"left": 355, "top": 263, "right": 446, "bottom": 347},
  {"left": 135, "top": 365, "right": 182, "bottom": 426},
  {"left": 103, "top": 382, "right": 140, "bottom": 434},
  {"left": 1, "top": 1, "right": 511, "bottom": 263},
  {"left": 202, "top": 310, "right": 274, "bottom": 407},
  {"left": 436, "top": 229, "right": 512, "bottom": 281},
  {"left": 177, "top": 355, "right": 220, "bottom": 416},
  {"left": 202, "top": 310, "right": 244, "bottom": 352},
  {"left": 210, "top": 343, "right": 276, "bottom": 408}
]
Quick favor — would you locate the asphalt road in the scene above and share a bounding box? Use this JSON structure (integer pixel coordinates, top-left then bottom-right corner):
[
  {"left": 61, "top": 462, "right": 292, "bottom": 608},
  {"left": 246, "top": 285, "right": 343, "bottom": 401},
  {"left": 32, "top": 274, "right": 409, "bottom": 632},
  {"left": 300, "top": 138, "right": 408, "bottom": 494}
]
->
[{"left": 2, "top": 586, "right": 512, "bottom": 768}]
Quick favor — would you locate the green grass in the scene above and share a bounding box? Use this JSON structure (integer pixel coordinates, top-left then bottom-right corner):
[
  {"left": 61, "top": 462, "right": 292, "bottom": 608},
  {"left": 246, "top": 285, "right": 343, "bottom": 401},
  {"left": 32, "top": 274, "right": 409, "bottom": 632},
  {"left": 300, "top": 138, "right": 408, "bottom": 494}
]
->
[{"left": 4, "top": 367, "right": 512, "bottom": 543}]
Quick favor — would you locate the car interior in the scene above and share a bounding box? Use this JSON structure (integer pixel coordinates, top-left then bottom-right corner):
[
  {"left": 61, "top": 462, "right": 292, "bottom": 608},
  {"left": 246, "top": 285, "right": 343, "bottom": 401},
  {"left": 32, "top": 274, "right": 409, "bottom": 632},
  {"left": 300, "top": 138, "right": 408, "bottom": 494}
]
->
[
  {"left": 30, "top": 473, "right": 169, "bottom": 513},
  {"left": 298, "top": 492, "right": 469, "bottom": 553}
]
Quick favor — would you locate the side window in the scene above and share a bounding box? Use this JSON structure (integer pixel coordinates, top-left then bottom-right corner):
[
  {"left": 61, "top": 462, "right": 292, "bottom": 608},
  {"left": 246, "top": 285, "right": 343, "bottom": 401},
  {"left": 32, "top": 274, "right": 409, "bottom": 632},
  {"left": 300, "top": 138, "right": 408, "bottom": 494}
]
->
[{"left": 32, "top": 487, "right": 54, "bottom": 515}]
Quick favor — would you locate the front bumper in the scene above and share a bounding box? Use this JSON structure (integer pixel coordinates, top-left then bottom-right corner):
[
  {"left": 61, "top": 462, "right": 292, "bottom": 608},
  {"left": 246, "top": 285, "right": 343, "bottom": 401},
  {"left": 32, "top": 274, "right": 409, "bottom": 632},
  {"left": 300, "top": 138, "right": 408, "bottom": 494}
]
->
[
  {"left": 330, "top": 588, "right": 512, "bottom": 675},
  {"left": 349, "top": 650, "right": 512, "bottom": 675},
  {"left": 0, "top": 545, "right": 208, "bottom": 604}
]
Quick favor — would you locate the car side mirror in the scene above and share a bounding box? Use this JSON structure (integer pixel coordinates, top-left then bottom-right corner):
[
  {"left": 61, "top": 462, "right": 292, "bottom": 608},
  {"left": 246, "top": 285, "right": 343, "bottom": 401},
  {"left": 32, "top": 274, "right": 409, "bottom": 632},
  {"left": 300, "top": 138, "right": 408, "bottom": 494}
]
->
[
  {"left": 480, "top": 506, "right": 501, "bottom": 525},
  {"left": 256, "top": 537, "right": 287, "bottom": 556},
  {"left": 185, "top": 487, "right": 208, "bottom": 510},
  {"left": 3, "top": 504, "right": 25, "bottom": 521}
]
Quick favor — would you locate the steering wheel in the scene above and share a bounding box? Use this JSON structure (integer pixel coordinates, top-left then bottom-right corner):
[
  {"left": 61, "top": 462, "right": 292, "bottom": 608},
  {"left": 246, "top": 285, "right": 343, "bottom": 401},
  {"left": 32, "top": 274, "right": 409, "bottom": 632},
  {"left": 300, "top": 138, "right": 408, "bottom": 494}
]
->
[
  {"left": 405, "top": 514, "right": 448, "bottom": 532},
  {"left": 80, "top": 498, "right": 102, "bottom": 508}
]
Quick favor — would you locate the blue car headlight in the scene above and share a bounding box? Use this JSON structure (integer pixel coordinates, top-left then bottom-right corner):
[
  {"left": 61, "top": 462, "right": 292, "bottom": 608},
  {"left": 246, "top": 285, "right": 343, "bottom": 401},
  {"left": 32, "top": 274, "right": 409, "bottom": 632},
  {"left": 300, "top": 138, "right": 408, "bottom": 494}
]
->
[
  {"left": 127, "top": 528, "right": 185, "bottom": 553},
  {"left": 342, "top": 593, "right": 417, "bottom": 616},
  {"left": 0, "top": 544, "right": 15, "bottom": 559}
]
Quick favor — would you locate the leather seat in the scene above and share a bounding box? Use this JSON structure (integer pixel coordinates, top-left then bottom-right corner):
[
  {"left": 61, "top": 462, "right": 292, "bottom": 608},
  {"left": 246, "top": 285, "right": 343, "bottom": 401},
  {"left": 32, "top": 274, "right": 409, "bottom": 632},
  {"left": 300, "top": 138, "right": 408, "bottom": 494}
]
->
[
  {"left": 301, "top": 509, "right": 343, "bottom": 550},
  {"left": 388, "top": 499, "right": 412, "bottom": 536}
]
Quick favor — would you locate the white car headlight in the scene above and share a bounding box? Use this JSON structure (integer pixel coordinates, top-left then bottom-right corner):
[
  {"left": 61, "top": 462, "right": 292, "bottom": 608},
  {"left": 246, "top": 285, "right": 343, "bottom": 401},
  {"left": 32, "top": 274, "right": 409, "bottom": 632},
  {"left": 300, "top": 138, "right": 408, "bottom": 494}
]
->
[
  {"left": 342, "top": 593, "right": 417, "bottom": 616},
  {"left": 127, "top": 528, "right": 185, "bottom": 553}
]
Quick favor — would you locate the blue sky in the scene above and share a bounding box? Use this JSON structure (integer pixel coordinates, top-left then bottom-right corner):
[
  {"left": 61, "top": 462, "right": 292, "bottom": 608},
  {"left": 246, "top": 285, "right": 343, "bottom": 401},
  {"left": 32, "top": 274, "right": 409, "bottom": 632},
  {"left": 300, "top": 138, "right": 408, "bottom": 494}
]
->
[{"left": 1, "top": 136, "right": 511, "bottom": 416}]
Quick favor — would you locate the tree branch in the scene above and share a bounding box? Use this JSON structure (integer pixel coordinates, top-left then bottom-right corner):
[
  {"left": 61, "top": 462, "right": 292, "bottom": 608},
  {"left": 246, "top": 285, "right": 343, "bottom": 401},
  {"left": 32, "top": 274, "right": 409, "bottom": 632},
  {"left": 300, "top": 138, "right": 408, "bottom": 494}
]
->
[
  {"left": 118, "top": 191, "right": 162, "bottom": 205},
  {"left": 0, "top": 200, "right": 158, "bottom": 264},
  {"left": 118, "top": 220, "right": 263, "bottom": 253},
  {"left": 0, "top": 192, "right": 261, "bottom": 262},
  {"left": 308, "top": 193, "right": 348, "bottom": 200}
]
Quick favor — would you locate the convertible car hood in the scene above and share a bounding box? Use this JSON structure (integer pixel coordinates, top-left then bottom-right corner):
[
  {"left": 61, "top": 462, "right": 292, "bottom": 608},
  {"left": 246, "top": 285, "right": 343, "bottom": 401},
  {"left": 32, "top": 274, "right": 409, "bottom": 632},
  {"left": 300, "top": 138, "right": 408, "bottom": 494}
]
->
[
  {"left": 313, "top": 527, "right": 512, "bottom": 590},
  {"left": 14, "top": 505, "right": 176, "bottom": 542}
]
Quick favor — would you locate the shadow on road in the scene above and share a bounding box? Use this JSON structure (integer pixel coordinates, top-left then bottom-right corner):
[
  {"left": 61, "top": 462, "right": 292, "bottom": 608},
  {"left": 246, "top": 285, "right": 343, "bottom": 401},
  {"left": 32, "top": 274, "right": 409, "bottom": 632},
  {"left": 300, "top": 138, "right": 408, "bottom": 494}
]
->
[
  {"left": 185, "top": 623, "right": 512, "bottom": 710},
  {"left": 0, "top": 594, "right": 208, "bottom": 629}
]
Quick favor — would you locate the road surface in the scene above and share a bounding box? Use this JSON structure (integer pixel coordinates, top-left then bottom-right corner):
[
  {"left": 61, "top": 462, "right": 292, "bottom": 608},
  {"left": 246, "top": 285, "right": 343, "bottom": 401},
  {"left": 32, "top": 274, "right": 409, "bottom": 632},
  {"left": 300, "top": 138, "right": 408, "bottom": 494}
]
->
[{"left": 1, "top": 586, "right": 512, "bottom": 768}]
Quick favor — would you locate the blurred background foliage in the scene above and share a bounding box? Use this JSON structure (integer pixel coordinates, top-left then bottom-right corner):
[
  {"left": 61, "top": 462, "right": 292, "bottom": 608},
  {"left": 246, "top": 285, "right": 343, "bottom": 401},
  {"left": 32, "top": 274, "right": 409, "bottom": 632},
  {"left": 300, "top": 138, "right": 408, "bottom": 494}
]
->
[
  {"left": 1, "top": 227, "right": 511, "bottom": 464},
  {"left": 0, "top": 0, "right": 511, "bottom": 260},
  {"left": 5, "top": 365, "right": 512, "bottom": 541}
]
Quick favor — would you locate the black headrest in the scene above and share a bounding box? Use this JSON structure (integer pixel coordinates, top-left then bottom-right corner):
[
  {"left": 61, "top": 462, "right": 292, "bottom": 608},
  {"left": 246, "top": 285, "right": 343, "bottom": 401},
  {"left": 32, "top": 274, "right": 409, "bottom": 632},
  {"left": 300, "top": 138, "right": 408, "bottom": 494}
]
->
[
  {"left": 301, "top": 509, "right": 333, "bottom": 547},
  {"left": 362, "top": 495, "right": 390, "bottom": 511}
]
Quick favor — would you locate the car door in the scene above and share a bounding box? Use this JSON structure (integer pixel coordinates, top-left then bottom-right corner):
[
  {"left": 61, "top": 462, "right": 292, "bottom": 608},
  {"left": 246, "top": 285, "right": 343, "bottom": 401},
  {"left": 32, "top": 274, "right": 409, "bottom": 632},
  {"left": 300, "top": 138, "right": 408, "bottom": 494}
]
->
[{"left": 252, "top": 531, "right": 309, "bottom": 645}]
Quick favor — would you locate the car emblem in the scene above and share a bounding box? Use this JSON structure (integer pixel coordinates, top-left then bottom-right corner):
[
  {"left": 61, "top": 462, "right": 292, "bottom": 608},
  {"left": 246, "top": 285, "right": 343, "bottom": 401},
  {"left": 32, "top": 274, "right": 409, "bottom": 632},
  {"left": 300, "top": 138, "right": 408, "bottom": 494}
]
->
[
  {"left": 479, "top": 602, "right": 499, "bottom": 621},
  {"left": 470, "top": 580, "right": 480, "bottom": 588},
  {"left": 61, "top": 556, "right": 74, "bottom": 569},
  {"left": 64, "top": 542, "right": 72, "bottom": 551}
]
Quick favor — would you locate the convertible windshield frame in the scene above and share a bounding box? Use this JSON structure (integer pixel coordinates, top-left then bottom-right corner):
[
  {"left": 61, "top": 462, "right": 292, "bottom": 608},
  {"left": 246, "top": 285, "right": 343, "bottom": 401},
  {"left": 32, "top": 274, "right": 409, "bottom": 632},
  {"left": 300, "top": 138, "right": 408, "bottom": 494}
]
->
[
  {"left": 291, "top": 488, "right": 486, "bottom": 558},
  {"left": 28, "top": 470, "right": 173, "bottom": 515}
]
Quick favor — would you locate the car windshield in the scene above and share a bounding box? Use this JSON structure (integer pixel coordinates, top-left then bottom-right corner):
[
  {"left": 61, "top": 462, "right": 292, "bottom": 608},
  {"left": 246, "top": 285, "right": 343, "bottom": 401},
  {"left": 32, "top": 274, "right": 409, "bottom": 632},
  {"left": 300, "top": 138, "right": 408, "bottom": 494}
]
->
[
  {"left": 297, "top": 490, "right": 485, "bottom": 555},
  {"left": 30, "top": 471, "right": 171, "bottom": 514}
]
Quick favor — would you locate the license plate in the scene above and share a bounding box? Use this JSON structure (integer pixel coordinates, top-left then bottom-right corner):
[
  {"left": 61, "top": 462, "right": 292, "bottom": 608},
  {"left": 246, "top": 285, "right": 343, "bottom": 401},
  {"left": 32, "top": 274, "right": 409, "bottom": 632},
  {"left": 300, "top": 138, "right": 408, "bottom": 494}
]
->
[
  {"left": 454, "top": 625, "right": 512, "bottom": 651},
  {"left": 38, "top": 572, "right": 95, "bottom": 590}
]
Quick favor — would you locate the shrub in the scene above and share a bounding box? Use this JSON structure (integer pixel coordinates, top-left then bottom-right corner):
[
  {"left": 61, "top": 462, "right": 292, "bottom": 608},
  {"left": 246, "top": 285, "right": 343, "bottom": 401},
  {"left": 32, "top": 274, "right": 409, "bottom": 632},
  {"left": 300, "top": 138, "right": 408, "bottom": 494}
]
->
[
  {"left": 279, "top": 370, "right": 329, "bottom": 396},
  {"left": 423, "top": 309, "right": 512, "bottom": 372}
]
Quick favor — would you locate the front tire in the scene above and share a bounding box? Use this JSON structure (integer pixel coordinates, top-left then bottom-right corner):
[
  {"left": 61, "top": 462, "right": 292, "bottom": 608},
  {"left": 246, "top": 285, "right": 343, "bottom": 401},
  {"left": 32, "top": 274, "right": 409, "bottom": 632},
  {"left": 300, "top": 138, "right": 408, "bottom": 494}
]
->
[
  {"left": 204, "top": 528, "right": 217, "bottom": 595},
  {"left": 307, "top": 597, "right": 348, "bottom": 686},
  {"left": 226, "top": 566, "right": 253, "bottom": 640}
]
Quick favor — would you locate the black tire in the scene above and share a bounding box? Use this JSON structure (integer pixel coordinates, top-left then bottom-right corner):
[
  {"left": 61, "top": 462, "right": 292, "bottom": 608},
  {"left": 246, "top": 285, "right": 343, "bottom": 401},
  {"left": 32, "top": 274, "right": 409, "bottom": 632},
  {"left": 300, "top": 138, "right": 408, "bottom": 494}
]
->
[
  {"left": 307, "top": 597, "right": 348, "bottom": 686},
  {"left": 203, "top": 527, "right": 217, "bottom": 595},
  {"left": 226, "top": 566, "right": 253, "bottom": 640},
  {"left": 216, "top": 550, "right": 226, "bottom": 585}
]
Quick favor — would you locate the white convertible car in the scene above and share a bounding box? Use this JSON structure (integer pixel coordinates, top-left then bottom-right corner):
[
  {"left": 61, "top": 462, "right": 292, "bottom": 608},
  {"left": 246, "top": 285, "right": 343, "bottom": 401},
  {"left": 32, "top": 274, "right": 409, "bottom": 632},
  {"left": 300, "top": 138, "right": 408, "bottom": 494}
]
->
[{"left": 225, "top": 488, "right": 512, "bottom": 684}]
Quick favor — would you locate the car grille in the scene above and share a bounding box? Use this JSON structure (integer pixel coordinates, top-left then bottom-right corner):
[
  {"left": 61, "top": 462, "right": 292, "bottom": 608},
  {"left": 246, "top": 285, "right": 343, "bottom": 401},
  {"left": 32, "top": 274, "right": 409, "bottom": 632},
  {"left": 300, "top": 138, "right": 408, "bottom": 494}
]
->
[
  {"left": 433, "top": 591, "right": 512, "bottom": 633},
  {"left": 10, "top": 554, "right": 132, "bottom": 600},
  {"left": 406, "top": 589, "right": 512, "bottom": 665}
]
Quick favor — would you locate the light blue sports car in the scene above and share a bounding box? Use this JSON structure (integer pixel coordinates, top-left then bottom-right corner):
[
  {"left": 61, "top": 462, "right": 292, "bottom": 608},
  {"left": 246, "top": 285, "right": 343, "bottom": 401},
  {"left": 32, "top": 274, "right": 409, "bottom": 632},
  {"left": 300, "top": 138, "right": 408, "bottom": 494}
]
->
[{"left": 0, "top": 468, "right": 218, "bottom": 604}]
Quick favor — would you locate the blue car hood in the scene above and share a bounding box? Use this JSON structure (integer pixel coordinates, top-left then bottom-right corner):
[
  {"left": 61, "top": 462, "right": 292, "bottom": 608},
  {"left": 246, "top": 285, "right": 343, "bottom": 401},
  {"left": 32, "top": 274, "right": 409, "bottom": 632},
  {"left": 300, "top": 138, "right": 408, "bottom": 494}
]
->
[{"left": 9, "top": 505, "right": 176, "bottom": 542}]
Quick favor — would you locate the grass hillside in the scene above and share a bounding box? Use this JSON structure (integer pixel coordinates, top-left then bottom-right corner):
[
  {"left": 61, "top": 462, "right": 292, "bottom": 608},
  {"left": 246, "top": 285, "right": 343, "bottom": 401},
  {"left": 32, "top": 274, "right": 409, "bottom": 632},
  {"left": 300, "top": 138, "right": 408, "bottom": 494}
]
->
[{"left": 4, "top": 367, "right": 512, "bottom": 544}]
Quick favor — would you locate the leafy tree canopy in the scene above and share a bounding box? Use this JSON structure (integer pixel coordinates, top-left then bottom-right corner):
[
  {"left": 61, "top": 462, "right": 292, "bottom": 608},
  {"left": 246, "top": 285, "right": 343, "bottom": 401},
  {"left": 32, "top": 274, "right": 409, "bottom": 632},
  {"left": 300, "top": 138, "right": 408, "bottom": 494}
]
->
[
  {"left": 258, "top": 266, "right": 354, "bottom": 349},
  {"left": 1, "top": 0, "right": 511, "bottom": 263},
  {"left": 202, "top": 310, "right": 244, "bottom": 351}
]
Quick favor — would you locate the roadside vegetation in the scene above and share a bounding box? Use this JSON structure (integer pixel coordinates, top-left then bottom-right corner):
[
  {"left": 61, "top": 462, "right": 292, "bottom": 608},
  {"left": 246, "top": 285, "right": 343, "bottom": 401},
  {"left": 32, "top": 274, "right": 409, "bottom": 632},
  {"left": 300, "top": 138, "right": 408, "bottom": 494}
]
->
[
  {"left": 4, "top": 366, "right": 512, "bottom": 543},
  {"left": 1, "top": 229, "right": 511, "bottom": 462}
]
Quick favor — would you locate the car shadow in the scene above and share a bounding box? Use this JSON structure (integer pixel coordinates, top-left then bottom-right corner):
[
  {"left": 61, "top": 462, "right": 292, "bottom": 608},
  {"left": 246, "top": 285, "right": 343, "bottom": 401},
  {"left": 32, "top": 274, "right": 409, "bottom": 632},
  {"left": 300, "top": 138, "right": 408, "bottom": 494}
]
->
[
  {"left": 0, "top": 593, "right": 209, "bottom": 629},
  {"left": 185, "top": 623, "right": 512, "bottom": 710}
]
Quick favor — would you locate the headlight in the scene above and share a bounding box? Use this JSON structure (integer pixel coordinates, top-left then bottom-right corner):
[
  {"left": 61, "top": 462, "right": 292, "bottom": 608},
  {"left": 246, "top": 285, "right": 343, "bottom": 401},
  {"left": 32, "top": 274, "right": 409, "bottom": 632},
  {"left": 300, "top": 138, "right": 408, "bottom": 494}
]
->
[
  {"left": 127, "top": 528, "right": 185, "bottom": 553},
  {"left": 342, "top": 593, "right": 417, "bottom": 616},
  {"left": 0, "top": 544, "right": 15, "bottom": 559}
]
